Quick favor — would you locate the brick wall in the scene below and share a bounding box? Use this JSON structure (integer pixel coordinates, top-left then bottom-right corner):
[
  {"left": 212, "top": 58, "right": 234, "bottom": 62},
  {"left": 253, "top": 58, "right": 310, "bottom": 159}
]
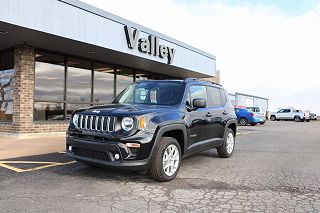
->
[{"left": 0, "top": 45, "right": 68, "bottom": 134}]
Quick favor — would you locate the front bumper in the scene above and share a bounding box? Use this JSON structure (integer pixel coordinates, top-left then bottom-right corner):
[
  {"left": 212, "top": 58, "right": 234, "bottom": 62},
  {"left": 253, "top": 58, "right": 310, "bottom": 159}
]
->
[{"left": 66, "top": 136, "right": 152, "bottom": 171}]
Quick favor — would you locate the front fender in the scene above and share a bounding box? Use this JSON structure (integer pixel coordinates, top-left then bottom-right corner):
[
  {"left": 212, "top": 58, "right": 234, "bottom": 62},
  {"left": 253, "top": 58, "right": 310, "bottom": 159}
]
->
[{"left": 149, "top": 123, "right": 188, "bottom": 158}]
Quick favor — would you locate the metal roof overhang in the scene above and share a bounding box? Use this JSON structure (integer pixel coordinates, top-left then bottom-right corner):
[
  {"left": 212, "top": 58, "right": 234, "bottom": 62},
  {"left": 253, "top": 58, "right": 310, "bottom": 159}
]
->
[{"left": 0, "top": 21, "right": 211, "bottom": 79}]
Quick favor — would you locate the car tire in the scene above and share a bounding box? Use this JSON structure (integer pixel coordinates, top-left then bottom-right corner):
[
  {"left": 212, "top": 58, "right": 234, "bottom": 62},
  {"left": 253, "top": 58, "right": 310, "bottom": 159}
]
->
[
  {"left": 306, "top": 120, "right": 310, "bottom": 122},
  {"left": 259, "top": 122, "right": 265, "bottom": 125},
  {"left": 217, "top": 128, "right": 235, "bottom": 158},
  {"left": 294, "top": 116, "right": 301, "bottom": 122},
  {"left": 239, "top": 117, "right": 248, "bottom": 126},
  {"left": 149, "top": 137, "right": 181, "bottom": 182},
  {"left": 270, "top": 115, "right": 276, "bottom": 121}
]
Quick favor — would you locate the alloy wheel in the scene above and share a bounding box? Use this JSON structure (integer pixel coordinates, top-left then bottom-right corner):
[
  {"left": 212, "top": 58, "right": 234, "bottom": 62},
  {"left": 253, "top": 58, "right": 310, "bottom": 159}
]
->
[
  {"left": 226, "top": 132, "right": 234, "bottom": 154},
  {"left": 162, "top": 144, "right": 180, "bottom": 177},
  {"left": 240, "top": 118, "right": 247, "bottom": 125}
]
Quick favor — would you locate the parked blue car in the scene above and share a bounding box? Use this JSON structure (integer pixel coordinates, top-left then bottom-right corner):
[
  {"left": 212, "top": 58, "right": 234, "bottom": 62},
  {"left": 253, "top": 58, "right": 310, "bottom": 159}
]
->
[{"left": 235, "top": 107, "right": 266, "bottom": 126}]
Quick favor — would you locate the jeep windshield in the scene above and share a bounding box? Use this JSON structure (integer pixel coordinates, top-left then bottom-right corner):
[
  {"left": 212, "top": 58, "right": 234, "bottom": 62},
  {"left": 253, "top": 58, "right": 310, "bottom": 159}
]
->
[{"left": 114, "top": 81, "right": 185, "bottom": 106}]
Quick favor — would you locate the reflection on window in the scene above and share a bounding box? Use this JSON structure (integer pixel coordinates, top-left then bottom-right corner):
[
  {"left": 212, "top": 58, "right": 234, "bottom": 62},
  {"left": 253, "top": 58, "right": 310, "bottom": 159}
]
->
[
  {"left": 0, "top": 50, "right": 14, "bottom": 122},
  {"left": 135, "top": 70, "right": 177, "bottom": 81},
  {"left": 190, "top": 85, "right": 207, "bottom": 107},
  {"left": 66, "top": 103, "right": 91, "bottom": 118},
  {"left": 67, "top": 58, "right": 91, "bottom": 103},
  {"left": 34, "top": 102, "right": 64, "bottom": 121},
  {"left": 0, "top": 50, "right": 14, "bottom": 101},
  {"left": 0, "top": 101, "right": 13, "bottom": 122},
  {"left": 35, "top": 52, "right": 65, "bottom": 101},
  {"left": 117, "top": 68, "right": 133, "bottom": 95},
  {"left": 115, "top": 82, "right": 184, "bottom": 105},
  {"left": 135, "top": 70, "right": 152, "bottom": 81},
  {"left": 207, "top": 87, "right": 222, "bottom": 107},
  {"left": 94, "top": 63, "right": 114, "bottom": 104}
]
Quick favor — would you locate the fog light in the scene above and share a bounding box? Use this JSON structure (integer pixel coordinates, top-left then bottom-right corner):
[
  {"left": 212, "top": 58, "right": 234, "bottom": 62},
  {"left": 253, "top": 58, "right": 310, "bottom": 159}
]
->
[
  {"left": 126, "top": 143, "right": 141, "bottom": 148},
  {"left": 115, "top": 154, "right": 120, "bottom": 160},
  {"left": 68, "top": 146, "right": 72, "bottom": 152}
]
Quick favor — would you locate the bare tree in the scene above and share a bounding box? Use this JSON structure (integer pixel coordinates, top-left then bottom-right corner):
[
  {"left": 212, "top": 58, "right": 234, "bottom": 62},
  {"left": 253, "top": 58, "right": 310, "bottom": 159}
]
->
[{"left": 0, "top": 71, "right": 13, "bottom": 111}]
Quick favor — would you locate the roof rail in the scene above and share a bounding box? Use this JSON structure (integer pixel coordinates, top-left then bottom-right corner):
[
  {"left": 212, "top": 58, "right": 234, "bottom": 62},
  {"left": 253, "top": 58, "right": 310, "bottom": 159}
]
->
[
  {"left": 184, "top": 78, "right": 222, "bottom": 86},
  {"left": 184, "top": 78, "right": 198, "bottom": 81},
  {"left": 211, "top": 81, "right": 222, "bottom": 86}
]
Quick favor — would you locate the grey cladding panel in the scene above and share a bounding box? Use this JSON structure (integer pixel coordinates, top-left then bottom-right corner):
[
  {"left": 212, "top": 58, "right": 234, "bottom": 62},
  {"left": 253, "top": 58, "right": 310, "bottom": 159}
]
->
[{"left": 0, "top": 0, "right": 216, "bottom": 76}]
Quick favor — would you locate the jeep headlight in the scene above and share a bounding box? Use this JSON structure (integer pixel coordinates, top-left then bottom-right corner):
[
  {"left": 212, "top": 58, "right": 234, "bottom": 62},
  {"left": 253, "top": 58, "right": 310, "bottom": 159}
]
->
[
  {"left": 121, "top": 117, "right": 134, "bottom": 131},
  {"left": 72, "top": 114, "right": 79, "bottom": 127}
]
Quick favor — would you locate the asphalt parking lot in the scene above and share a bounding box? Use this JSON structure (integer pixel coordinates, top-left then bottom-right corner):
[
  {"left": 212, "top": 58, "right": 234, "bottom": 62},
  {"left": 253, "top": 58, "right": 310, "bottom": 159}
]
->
[{"left": 0, "top": 121, "right": 320, "bottom": 212}]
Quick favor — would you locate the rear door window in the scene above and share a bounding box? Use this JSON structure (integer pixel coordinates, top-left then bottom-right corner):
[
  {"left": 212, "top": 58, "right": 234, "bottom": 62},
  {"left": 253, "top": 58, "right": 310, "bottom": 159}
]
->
[
  {"left": 207, "top": 86, "right": 222, "bottom": 107},
  {"left": 219, "top": 89, "right": 227, "bottom": 105}
]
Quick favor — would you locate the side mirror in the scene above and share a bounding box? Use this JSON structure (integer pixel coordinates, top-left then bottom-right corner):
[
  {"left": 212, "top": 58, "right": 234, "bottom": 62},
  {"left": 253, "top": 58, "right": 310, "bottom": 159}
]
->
[{"left": 192, "top": 98, "right": 206, "bottom": 109}]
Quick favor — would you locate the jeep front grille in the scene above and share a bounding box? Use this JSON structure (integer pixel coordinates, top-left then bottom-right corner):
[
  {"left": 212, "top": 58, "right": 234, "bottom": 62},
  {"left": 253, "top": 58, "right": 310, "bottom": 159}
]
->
[{"left": 76, "top": 115, "right": 115, "bottom": 132}]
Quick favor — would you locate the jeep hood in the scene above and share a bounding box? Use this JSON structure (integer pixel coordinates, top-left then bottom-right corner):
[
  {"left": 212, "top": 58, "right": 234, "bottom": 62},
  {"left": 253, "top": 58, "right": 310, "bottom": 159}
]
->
[{"left": 74, "top": 104, "right": 176, "bottom": 116}]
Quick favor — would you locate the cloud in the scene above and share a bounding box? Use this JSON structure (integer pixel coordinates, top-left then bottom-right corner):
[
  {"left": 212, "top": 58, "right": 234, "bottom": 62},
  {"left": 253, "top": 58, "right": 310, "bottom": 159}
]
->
[{"left": 81, "top": 0, "right": 320, "bottom": 113}]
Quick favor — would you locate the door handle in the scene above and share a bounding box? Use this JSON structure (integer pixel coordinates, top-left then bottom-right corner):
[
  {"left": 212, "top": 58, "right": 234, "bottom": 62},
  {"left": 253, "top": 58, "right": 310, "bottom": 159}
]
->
[
  {"left": 206, "top": 112, "right": 213, "bottom": 117},
  {"left": 223, "top": 110, "right": 228, "bottom": 115}
]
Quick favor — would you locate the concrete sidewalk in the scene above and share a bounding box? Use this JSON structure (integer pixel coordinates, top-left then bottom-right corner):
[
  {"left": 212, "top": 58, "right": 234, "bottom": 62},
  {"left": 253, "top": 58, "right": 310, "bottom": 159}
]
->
[{"left": 0, "top": 135, "right": 66, "bottom": 160}]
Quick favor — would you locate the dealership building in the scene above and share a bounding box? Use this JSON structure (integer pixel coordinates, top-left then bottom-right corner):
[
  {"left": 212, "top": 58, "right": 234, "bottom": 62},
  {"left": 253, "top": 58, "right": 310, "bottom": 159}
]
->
[
  {"left": 229, "top": 93, "right": 269, "bottom": 113},
  {"left": 0, "top": 0, "right": 217, "bottom": 137}
]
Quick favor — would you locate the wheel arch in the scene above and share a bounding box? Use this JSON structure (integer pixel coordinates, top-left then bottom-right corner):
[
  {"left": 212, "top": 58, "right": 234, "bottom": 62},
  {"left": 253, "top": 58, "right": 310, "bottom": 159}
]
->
[
  {"left": 225, "top": 119, "right": 238, "bottom": 137},
  {"left": 154, "top": 124, "right": 188, "bottom": 156}
]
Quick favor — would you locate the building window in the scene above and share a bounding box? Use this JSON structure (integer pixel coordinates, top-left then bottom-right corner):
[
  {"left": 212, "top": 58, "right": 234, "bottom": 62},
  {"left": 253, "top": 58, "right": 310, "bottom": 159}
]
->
[
  {"left": 0, "top": 50, "right": 14, "bottom": 122},
  {"left": 93, "top": 63, "right": 114, "bottom": 104},
  {"left": 135, "top": 70, "right": 152, "bottom": 81},
  {"left": 67, "top": 58, "right": 92, "bottom": 103},
  {"left": 34, "top": 51, "right": 65, "bottom": 121},
  {"left": 33, "top": 50, "right": 173, "bottom": 123},
  {"left": 35, "top": 52, "right": 65, "bottom": 101},
  {"left": 135, "top": 70, "right": 178, "bottom": 81},
  {"left": 66, "top": 103, "right": 91, "bottom": 118},
  {"left": 34, "top": 102, "right": 64, "bottom": 121},
  {"left": 116, "top": 67, "right": 134, "bottom": 96}
]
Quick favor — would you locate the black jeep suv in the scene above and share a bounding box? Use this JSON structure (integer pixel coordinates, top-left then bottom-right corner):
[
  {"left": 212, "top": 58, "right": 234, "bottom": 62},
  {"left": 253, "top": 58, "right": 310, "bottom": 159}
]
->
[{"left": 66, "top": 79, "right": 237, "bottom": 181}]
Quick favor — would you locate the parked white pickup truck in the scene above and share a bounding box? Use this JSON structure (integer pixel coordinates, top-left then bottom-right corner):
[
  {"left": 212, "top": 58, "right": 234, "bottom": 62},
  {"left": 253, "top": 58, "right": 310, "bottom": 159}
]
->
[{"left": 270, "top": 108, "right": 310, "bottom": 122}]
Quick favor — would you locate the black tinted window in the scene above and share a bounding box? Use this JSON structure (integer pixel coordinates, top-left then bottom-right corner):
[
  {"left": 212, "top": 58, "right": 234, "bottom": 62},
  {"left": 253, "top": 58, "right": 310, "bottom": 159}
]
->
[
  {"left": 115, "top": 82, "right": 185, "bottom": 105},
  {"left": 220, "top": 89, "right": 227, "bottom": 105},
  {"left": 190, "top": 85, "right": 207, "bottom": 107},
  {"left": 207, "top": 86, "right": 222, "bottom": 107}
]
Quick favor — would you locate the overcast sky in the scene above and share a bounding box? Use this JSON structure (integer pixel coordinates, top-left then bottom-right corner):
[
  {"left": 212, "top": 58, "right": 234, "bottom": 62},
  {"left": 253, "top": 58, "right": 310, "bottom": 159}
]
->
[{"left": 81, "top": 0, "right": 320, "bottom": 114}]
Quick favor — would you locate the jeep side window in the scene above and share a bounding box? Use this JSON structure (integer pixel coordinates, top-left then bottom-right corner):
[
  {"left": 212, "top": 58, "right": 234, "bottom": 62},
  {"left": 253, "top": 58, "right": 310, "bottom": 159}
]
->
[
  {"left": 190, "top": 85, "right": 207, "bottom": 107},
  {"left": 219, "top": 89, "right": 227, "bottom": 105},
  {"left": 207, "top": 86, "right": 222, "bottom": 107}
]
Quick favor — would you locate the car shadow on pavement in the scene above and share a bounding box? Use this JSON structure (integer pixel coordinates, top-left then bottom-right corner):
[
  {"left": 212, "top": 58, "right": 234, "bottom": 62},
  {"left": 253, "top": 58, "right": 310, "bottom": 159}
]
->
[
  {"left": 0, "top": 150, "right": 222, "bottom": 183},
  {"left": 58, "top": 150, "right": 219, "bottom": 183}
]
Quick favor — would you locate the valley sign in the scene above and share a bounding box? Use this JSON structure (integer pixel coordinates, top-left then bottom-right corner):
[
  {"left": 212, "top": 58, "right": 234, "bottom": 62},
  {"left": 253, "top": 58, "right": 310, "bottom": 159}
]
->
[{"left": 124, "top": 26, "right": 176, "bottom": 64}]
